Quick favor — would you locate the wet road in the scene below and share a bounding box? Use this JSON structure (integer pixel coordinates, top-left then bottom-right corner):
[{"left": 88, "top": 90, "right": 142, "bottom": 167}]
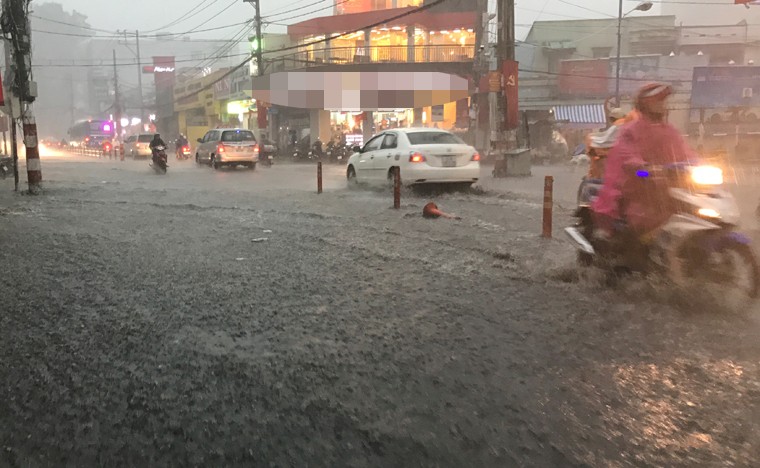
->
[{"left": 1, "top": 151, "right": 760, "bottom": 467}]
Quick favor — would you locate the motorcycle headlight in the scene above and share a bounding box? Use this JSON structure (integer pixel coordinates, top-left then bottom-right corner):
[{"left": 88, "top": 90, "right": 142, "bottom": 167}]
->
[{"left": 691, "top": 166, "right": 723, "bottom": 185}]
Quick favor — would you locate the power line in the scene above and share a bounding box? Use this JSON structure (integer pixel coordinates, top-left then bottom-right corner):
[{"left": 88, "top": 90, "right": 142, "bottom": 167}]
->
[
  {"left": 143, "top": 0, "right": 213, "bottom": 33},
  {"left": 265, "top": 0, "right": 353, "bottom": 23}
]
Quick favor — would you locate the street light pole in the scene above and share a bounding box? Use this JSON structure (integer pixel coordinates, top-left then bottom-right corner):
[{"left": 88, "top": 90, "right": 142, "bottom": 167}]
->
[
  {"left": 615, "top": 1, "right": 654, "bottom": 107},
  {"left": 615, "top": 0, "right": 623, "bottom": 107}
]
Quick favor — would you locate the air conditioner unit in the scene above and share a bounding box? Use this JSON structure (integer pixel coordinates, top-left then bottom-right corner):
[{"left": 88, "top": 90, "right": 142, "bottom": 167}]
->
[{"left": 743, "top": 87, "right": 753, "bottom": 98}]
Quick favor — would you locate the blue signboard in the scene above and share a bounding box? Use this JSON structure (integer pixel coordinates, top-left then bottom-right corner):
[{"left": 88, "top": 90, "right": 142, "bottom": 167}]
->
[{"left": 691, "top": 66, "right": 760, "bottom": 108}]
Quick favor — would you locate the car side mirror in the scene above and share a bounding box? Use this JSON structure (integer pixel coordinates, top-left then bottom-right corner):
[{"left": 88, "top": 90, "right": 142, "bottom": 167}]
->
[
  {"left": 197, "top": 138, "right": 203, "bottom": 143},
  {"left": 352, "top": 145, "right": 362, "bottom": 153}
]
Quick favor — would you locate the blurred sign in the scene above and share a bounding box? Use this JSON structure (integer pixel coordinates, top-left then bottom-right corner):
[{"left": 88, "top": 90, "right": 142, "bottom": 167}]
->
[
  {"left": 608, "top": 55, "right": 659, "bottom": 97},
  {"left": 142, "top": 66, "right": 175, "bottom": 74},
  {"left": 503, "top": 60, "right": 519, "bottom": 130},
  {"left": 691, "top": 66, "right": 760, "bottom": 108},
  {"left": 559, "top": 59, "right": 609, "bottom": 98},
  {"left": 488, "top": 71, "right": 501, "bottom": 92},
  {"left": 0, "top": 73, "right": 4, "bottom": 107}
]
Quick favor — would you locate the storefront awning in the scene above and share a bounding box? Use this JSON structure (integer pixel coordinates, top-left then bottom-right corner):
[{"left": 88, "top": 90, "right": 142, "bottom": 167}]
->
[{"left": 552, "top": 104, "right": 606, "bottom": 128}]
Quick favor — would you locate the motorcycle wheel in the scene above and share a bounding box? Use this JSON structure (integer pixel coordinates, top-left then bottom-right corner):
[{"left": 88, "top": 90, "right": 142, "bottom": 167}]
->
[{"left": 712, "top": 243, "right": 760, "bottom": 300}]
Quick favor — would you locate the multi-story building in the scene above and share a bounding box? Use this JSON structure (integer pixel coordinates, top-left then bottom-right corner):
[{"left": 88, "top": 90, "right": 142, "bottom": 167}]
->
[{"left": 252, "top": 0, "right": 478, "bottom": 149}]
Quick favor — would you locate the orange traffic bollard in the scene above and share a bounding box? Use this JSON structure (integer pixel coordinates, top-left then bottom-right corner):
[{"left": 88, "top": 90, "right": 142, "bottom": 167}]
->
[
  {"left": 393, "top": 166, "right": 401, "bottom": 209},
  {"left": 542, "top": 175, "right": 554, "bottom": 238},
  {"left": 317, "top": 161, "right": 323, "bottom": 194}
]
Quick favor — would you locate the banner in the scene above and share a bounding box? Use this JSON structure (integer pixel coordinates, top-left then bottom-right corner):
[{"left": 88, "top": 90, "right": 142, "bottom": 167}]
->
[
  {"left": 0, "top": 72, "right": 4, "bottom": 107},
  {"left": 502, "top": 60, "right": 519, "bottom": 130},
  {"left": 691, "top": 66, "right": 760, "bottom": 108},
  {"left": 558, "top": 59, "right": 609, "bottom": 98}
]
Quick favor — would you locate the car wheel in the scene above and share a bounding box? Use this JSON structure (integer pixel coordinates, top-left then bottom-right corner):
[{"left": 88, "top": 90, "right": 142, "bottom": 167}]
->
[
  {"left": 195, "top": 154, "right": 201, "bottom": 165},
  {"left": 347, "top": 165, "right": 358, "bottom": 188},
  {"left": 211, "top": 155, "right": 220, "bottom": 170},
  {"left": 249, "top": 163, "right": 256, "bottom": 170}
]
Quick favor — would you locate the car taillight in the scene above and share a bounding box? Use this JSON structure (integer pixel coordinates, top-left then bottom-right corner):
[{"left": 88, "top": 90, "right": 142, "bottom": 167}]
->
[
  {"left": 471, "top": 152, "right": 481, "bottom": 162},
  {"left": 409, "top": 152, "right": 426, "bottom": 163},
  {"left": 253, "top": 144, "right": 259, "bottom": 154},
  {"left": 217, "top": 144, "right": 225, "bottom": 153}
]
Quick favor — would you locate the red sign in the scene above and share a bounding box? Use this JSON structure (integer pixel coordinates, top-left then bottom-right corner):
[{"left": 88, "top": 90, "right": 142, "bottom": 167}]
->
[
  {"left": 502, "top": 60, "right": 519, "bottom": 130},
  {"left": 558, "top": 59, "right": 609, "bottom": 98}
]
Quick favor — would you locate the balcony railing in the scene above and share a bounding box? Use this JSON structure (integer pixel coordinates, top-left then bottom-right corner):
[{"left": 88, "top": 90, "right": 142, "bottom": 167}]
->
[{"left": 265, "top": 45, "right": 475, "bottom": 72}]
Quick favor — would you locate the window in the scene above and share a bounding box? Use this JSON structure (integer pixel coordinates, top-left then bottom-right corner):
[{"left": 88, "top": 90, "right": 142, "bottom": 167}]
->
[
  {"left": 381, "top": 133, "right": 398, "bottom": 149},
  {"left": 221, "top": 130, "right": 256, "bottom": 142},
  {"left": 363, "top": 135, "right": 384, "bottom": 152},
  {"left": 138, "top": 134, "right": 153, "bottom": 143},
  {"left": 406, "top": 131, "right": 465, "bottom": 146}
]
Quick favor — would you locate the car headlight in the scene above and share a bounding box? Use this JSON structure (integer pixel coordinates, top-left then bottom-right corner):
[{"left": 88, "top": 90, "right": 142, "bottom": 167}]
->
[{"left": 691, "top": 165, "right": 723, "bottom": 185}]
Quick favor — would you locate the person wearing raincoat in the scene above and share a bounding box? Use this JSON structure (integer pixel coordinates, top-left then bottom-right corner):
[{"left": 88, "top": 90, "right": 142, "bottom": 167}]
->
[
  {"left": 591, "top": 82, "right": 697, "bottom": 241},
  {"left": 585, "top": 107, "right": 639, "bottom": 179}
]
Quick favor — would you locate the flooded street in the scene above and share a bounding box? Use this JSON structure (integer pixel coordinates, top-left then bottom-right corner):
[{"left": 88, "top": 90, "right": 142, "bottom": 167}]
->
[{"left": 1, "top": 152, "right": 760, "bottom": 466}]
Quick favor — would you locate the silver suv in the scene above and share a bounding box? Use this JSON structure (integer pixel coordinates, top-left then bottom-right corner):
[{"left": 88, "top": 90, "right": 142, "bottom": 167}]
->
[
  {"left": 125, "top": 134, "right": 155, "bottom": 159},
  {"left": 196, "top": 128, "right": 260, "bottom": 170}
]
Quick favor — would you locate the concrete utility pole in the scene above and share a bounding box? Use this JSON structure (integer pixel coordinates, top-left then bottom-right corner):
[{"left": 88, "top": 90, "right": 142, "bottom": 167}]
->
[
  {"left": 490, "top": 0, "right": 516, "bottom": 154},
  {"left": 472, "top": 0, "right": 488, "bottom": 153},
  {"left": 3, "top": 36, "right": 20, "bottom": 191},
  {"left": 113, "top": 50, "right": 122, "bottom": 142},
  {"left": 135, "top": 30, "right": 145, "bottom": 128},
  {"left": 2, "top": 0, "right": 41, "bottom": 193}
]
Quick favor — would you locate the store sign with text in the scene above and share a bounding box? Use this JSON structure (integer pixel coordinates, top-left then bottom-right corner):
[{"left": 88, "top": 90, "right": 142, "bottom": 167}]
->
[{"left": 502, "top": 60, "right": 519, "bottom": 130}]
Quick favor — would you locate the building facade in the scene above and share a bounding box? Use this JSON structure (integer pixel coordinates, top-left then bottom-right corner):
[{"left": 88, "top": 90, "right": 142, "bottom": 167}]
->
[{"left": 252, "top": 0, "right": 478, "bottom": 149}]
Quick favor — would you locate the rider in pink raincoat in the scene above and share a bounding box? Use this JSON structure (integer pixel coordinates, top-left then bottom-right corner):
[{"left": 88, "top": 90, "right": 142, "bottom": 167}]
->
[{"left": 592, "top": 82, "right": 697, "bottom": 238}]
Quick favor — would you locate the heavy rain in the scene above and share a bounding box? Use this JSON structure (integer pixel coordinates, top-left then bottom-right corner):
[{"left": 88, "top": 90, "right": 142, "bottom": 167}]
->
[{"left": 2, "top": 0, "right": 760, "bottom": 466}]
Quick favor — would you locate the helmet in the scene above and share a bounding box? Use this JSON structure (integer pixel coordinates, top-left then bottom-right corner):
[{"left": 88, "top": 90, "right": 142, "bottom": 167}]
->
[
  {"left": 635, "top": 82, "right": 672, "bottom": 110},
  {"left": 609, "top": 108, "right": 626, "bottom": 120}
]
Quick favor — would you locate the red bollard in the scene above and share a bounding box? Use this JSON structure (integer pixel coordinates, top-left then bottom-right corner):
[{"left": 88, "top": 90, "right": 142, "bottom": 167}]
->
[
  {"left": 542, "top": 175, "right": 554, "bottom": 238},
  {"left": 393, "top": 166, "right": 401, "bottom": 209},
  {"left": 317, "top": 161, "right": 323, "bottom": 194},
  {"left": 120, "top": 145, "right": 125, "bottom": 161}
]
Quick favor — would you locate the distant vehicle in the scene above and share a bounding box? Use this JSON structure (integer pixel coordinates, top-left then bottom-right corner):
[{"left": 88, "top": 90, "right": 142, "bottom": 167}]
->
[
  {"left": 68, "top": 119, "right": 116, "bottom": 149},
  {"left": 195, "top": 128, "right": 259, "bottom": 170},
  {"left": 346, "top": 128, "right": 481, "bottom": 188},
  {"left": 124, "top": 134, "right": 155, "bottom": 159}
]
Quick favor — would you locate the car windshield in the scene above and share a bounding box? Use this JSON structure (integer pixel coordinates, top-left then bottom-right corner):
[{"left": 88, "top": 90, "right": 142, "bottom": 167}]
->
[
  {"left": 406, "top": 132, "right": 465, "bottom": 146},
  {"left": 221, "top": 130, "right": 256, "bottom": 142},
  {"left": 138, "top": 135, "right": 153, "bottom": 143}
]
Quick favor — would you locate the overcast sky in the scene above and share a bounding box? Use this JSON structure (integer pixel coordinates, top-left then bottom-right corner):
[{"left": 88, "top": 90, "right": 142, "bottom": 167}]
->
[{"left": 45, "top": 0, "right": 661, "bottom": 39}]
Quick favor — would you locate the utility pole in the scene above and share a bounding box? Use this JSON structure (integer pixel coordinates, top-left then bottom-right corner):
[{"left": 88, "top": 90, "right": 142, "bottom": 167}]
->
[
  {"left": 472, "top": 0, "right": 488, "bottom": 153},
  {"left": 113, "top": 50, "right": 122, "bottom": 142},
  {"left": 254, "top": 0, "right": 263, "bottom": 78},
  {"left": 2, "top": 0, "right": 41, "bottom": 193},
  {"left": 491, "top": 0, "right": 516, "bottom": 154},
  {"left": 3, "top": 36, "right": 19, "bottom": 191},
  {"left": 135, "top": 30, "right": 145, "bottom": 129}
]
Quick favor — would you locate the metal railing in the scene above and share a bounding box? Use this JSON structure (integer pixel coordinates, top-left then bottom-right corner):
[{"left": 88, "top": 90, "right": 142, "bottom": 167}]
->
[{"left": 266, "top": 45, "right": 475, "bottom": 72}]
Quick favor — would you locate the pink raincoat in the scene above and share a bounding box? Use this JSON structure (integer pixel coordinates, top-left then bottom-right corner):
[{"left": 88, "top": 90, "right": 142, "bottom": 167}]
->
[{"left": 592, "top": 117, "right": 696, "bottom": 235}]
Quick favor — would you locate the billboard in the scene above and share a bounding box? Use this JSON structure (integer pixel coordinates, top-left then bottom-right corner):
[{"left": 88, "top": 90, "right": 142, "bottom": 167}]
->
[
  {"left": 691, "top": 66, "right": 760, "bottom": 108},
  {"left": 558, "top": 59, "right": 609, "bottom": 98},
  {"left": 608, "top": 55, "right": 659, "bottom": 97}
]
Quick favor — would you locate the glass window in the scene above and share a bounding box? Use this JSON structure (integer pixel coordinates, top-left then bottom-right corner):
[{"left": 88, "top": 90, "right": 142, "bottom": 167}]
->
[
  {"left": 363, "top": 135, "right": 384, "bottom": 152},
  {"left": 406, "top": 131, "right": 465, "bottom": 146},
  {"left": 381, "top": 133, "right": 398, "bottom": 149},
  {"left": 221, "top": 130, "right": 256, "bottom": 142}
]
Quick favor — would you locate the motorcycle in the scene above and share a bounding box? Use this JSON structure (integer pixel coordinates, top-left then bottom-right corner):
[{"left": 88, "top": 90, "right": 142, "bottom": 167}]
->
[
  {"left": 0, "top": 155, "right": 13, "bottom": 179},
  {"left": 261, "top": 143, "right": 276, "bottom": 167},
  {"left": 101, "top": 140, "right": 113, "bottom": 159},
  {"left": 150, "top": 145, "right": 169, "bottom": 174},
  {"left": 565, "top": 163, "right": 760, "bottom": 303},
  {"left": 176, "top": 145, "right": 191, "bottom": 161}
]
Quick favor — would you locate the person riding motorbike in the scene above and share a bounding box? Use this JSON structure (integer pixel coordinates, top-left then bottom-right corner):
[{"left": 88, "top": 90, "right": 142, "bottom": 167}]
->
[
  {"left": 174, "top": 134, "right": 189, "bottom": 159},
  {"left": 150, "top": 134, "right": 167, "bottom": 164},
  {"left": 591, "top": 82, "right": 697, "bottom": 243},
  {"left": 585, "top": 107, "right": 635, "bottom": 179}
]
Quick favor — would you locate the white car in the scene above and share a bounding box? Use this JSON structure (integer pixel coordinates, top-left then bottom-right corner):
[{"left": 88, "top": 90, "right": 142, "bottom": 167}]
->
[
  {"left": 196, "top": 128, "right": 259, "bottom": 170},
  {"left": 346, "top": 128, "right": 480, "bottom": 187}
]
